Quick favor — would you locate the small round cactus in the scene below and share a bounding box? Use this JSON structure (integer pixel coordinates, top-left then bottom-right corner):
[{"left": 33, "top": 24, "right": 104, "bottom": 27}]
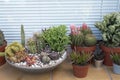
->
[
  {"left": 84, "top": 34, "right": 97, "bottom": 46},
  {"left": 41, "top": 55, "right": 51, "bottom": 64}
]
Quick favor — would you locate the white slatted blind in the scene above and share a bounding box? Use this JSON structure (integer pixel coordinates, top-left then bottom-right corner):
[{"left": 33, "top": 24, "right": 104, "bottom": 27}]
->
[{"left": 0, "top": 0, "right": 119, "bottom": 43}]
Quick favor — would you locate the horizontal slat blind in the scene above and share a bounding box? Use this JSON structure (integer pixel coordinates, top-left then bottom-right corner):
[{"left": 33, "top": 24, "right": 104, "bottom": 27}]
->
[{"left": 0, "top": 0, "right": 119, "bottom": 43}]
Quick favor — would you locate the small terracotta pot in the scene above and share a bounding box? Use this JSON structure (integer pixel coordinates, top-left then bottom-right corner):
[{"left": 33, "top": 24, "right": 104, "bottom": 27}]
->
[
  {"left": 72, "top": 64, "right": 89, "bottom": 78},
  {"left": 75, "top": 46, "right": 96, "bottom": 53},
  {"left": 0, "top": 40, "right": 7, "bottom": 66},
  {"left": 0, "top": 40, "right": 7, "bottom": 52},
  {"left": 100, "top": 45, "right": 120, "bottom": 66},
  {"left": 0, "top": 56, "right": 6, "bottom": 66}
]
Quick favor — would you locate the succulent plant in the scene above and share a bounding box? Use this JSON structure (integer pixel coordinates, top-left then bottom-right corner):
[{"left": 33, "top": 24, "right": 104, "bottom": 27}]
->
[
  {"left": 5, "top": 42, "right": 27, "bottom": 63},
  {"left": 80, "top": 23, "right": 92, "bottom": 35},
  {"left": 0, "top": 30, "right": 5, "bottom": 46},
  {"left": 27, "top": 38, "right": 37, "bottom": 54},
  {"left": 84, "top": 34, "right": 97, "bottom": 46},
  {"left": 41, "top": 52, "right": 51, "bottom": 64},
  {"left": 94, "top": 49, "right": 104, "bottom": 60},
  {"left": 70, "top": 33, "right": 84, "bottom": 46},
  {"left": 49, "top": 51, "right": 59, "bottom": 60},
  {"left": 70, "top": 51, "right": 93, "bottom": 65},
  {"left": 95, "top": 12, "right": 120, "bottom": 47},
  {"left": 33, "top": 32, "right": 45, "bottom": 54},
  {"left": 111, "top": 53, "right": 120, "bottom": 65},
  {"left": 70, "top": 23, "right": 97, "bottom": 47},
  {"left": 21, "top": 24, "right": 25, "bottom": 47},
  {"left": 42, "top": 25, "right": 70, "bottom": 52}
]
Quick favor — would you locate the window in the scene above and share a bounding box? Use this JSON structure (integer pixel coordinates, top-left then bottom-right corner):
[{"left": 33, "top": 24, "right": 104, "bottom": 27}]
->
[{"left": 0, "top": 0, "right": 119, "bottom": 43}]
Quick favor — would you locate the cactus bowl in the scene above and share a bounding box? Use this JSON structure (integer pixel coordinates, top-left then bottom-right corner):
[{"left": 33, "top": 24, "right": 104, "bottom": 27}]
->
[{"left": 6, "top": 51, "right": 67, "bottom": 73}]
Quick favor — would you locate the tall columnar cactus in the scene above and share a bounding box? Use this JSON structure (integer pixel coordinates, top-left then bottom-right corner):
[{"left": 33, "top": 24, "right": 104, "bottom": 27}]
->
[
  {"left": 21, "top": 24, "right": 25, "bottom": 47},
  {"left": 0, "top": 30, "right": 5, "bottom": 46}
]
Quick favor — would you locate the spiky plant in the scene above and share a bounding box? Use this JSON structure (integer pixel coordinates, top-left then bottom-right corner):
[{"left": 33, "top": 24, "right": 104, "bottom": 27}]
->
[
  {"left": 27, "top": 38, "right": 37, "bottom": 54},
  {"left": 80, "top": 23, "right": 92, "bottom": 35},
  {"left": 21, "top": 24, "right": 25, "bottom": 47},
  {"left": 33, "top": 32, "right": 45, "bottom": 54},
  {"left": 70, "top": 33, "right": 84, "bottom": 46},
  {"left": 84, "top": 34, "right": 97, "bottom": 46},
  {"left": 70, "top": 51, "right": 93, "bottom": 65},
  {"left": 111, "top": 53, "right": 120, "bottom": 65},
  {"left": 0, "top": 30, "right": 5, "bottom": 46}
]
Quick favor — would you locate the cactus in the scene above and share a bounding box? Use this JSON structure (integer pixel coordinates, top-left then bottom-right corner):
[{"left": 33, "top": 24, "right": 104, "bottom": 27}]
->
[
  {"left": 21, "top": 24, "right": 25, "bottom": 47},
  {"left": 33, "top": 32, "right": 45, "bottom": 54},
  {"left": 41, "top": 52, "right": 51, "bottom": 64},
  {"left": 84, "top": 34, "right": 97, "bottom": 46},
  {"left": 5, "top": 42, "right": 25, "bottom": 57},
  {"left": 27, "top": 38, "right": 37, "bottom": 54},
  {"left": 70, "top": 33, "right": 84, "bottom": 46},
  {"left": 80, "top": 23, "right": 92, "bottom": 35},
  {"left": 0, "top": 30, "right": 5, "bottom": 46}
]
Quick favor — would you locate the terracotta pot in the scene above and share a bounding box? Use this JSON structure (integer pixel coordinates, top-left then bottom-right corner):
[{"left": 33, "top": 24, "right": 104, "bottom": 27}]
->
[
  {"left": 0, "top": 40, "right": 7, "bottom": 66},
  {"left": 0, "top": 40, "right": 7, "bottom": 52},
  {"left": 75, "top": 46, "right": 96, "bottom": 53},
  {"left": 0, "top": 56, "right": 6, "bottom": 66},
  {"left": 72, "top": 64, "right": 89, "bottom": 78},
  {"left": 100, "top": 45, "right": 120, "bottom": 66}
]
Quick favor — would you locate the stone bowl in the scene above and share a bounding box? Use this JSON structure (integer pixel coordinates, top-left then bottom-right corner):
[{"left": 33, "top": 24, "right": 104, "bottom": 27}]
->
[{"left": 6, "top": 52, "right": 67, "bottom": 73}]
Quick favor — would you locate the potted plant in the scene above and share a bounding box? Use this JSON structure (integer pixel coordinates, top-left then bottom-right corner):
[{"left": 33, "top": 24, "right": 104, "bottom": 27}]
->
[
  {"left": 95, "top": 12, "right": 120, "bottom": 66},
  {"left": 111, "top": 53, "right": 120, "bottom": 74},
  {"left": 70, "top": 51, "right": 93, "bottom": 78},
  {"left": 94, "top": 47, "right": 104, "bottom": 68},
  {"left": 0, "top": 30, "right": 7, "bottom": 66},
  {"left": 70, "top": 23, "right": 97, "bottom": 53}
]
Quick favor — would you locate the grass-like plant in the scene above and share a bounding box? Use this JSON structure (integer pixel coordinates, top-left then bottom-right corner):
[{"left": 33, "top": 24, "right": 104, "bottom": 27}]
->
[
  {"left": 70, "top": 51, "right": 93, "bottom": 65},
  {"left": 111, "top": 53, "right": 120, "bottom": 65}
]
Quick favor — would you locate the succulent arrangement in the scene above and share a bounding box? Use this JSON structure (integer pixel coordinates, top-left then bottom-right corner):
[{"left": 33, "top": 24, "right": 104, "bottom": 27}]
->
[
  {"left": 70, "top": 23, "right": 97, "bottom": 47},
  {"left": 70, "top": 51, "right": 93, "bottom": 65},
  {"left": 111, "top": 53, "right": 120, "bottom": 65},
  {"left": 0, "top": 30, "right": 5, "bottom": 46},
  {"left": 5, "top": 25, "right": 68, "bottom": 68},
  {"left": 95, "top": 12, "right": 120, "bottom": 47}
]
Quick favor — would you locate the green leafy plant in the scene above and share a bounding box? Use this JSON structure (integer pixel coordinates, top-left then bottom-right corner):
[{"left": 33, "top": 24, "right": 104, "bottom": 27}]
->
[
  {"left": 70, "top": 51, "right": 93, "bottom": 65},
  {"left": 111, "top": 53, "right": 120, "bottom": 65},
  {"left": 95, "top": 12, "right": 120, "bottom": 47},
  {"left": 42, "top": 25, "right": 70, "bottom": 52},
  {"left": 0, "top": 30, "right": 5, "bottom": 46}
]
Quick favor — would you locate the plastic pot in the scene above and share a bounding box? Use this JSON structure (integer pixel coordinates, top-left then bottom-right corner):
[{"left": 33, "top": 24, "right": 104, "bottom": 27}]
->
[{"left": 113, "top": 63, "right": 120, "bottom": 74}]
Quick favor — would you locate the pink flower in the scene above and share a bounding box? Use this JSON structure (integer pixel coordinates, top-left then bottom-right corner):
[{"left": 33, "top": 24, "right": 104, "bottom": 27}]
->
[{"left": 82, "top": 23, "right": 88, "bottom": 30}]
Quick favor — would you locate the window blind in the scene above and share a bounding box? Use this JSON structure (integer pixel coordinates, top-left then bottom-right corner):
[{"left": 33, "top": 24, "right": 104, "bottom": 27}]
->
[{"left": 0, "top": 0, "right": 119, "bottom": 43}]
